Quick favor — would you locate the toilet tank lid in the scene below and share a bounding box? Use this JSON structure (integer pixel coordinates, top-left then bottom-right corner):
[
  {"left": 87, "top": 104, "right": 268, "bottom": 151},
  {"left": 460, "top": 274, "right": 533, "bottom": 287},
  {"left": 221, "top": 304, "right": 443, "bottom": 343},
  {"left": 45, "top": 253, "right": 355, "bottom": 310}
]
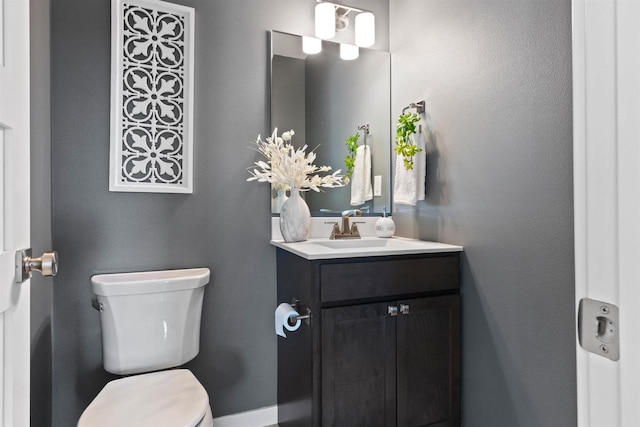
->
[{"left": 91, "top": 268, "right": 210, "bottom": 296}]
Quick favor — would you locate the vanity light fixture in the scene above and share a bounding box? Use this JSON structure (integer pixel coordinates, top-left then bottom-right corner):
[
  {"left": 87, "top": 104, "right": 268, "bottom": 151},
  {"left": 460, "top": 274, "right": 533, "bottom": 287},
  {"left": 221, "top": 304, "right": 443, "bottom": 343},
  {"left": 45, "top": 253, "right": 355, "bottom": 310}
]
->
[
  {"left": 340, "top": 43, "right": 359, "bottom": 60},
  {"left": 354, "top": 12, "right": 375, "bottom": 47},
  {"left": 315, "top": 1, "right": 375, "bottom": 48},
  {"left": 315, "top": 2, "right": 336, "bottom": 39},
  {"left": 302, "top": 36, "right": 322, "bottom": 54}
]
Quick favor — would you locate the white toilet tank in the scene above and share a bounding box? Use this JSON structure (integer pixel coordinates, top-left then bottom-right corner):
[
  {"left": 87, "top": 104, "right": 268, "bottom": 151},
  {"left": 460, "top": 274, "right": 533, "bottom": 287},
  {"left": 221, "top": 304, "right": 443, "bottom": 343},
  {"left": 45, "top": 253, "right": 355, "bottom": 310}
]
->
[{"left": 91, "top": 268, "right": 210, "bottom": 375}]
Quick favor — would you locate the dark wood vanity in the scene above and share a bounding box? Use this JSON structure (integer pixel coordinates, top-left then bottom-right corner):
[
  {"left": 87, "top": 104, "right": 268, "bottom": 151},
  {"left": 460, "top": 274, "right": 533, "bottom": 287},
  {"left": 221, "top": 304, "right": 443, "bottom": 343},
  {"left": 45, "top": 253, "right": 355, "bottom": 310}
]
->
[{"left": 276, "top": 247, "right": 461, "bottom": 427}]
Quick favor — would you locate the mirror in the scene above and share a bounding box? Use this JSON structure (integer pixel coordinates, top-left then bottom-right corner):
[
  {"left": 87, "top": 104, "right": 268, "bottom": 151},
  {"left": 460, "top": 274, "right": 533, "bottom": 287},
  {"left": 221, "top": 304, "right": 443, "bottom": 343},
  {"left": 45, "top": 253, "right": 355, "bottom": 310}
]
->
[{"left": 270, "top": 31, "right": 391, "bottom": 216}]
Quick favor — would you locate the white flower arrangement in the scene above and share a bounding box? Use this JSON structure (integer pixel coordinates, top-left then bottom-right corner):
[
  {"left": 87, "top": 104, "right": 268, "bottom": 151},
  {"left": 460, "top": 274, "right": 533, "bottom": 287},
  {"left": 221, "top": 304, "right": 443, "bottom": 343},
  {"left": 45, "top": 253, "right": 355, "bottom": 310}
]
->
[{"left": 247, "top": 128, "right": 344, "bottom": 192}]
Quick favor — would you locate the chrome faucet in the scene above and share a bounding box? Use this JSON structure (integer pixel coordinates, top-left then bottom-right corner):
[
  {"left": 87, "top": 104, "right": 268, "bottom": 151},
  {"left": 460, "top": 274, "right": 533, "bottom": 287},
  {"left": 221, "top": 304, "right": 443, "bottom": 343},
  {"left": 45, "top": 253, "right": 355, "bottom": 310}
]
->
[{"left": 327, "top": 209, "right": 363, "bottom": 239}]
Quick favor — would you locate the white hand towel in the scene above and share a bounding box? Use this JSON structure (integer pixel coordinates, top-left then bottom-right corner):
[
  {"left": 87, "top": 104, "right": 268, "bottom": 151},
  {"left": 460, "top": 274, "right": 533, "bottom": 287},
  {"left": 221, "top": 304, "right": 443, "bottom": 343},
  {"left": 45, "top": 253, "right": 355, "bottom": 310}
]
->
[
  {"left": 350, "top": 145, "right": 373, "bottom": 206},
  {"left": 363, "top": 146, "right": 373, "bottom": 201},
  {"left": 393, "top": 154, "right": 418, "bottom": 206},
  {"left": 416, "top": 133, "right": 427, "bottom": 201}
]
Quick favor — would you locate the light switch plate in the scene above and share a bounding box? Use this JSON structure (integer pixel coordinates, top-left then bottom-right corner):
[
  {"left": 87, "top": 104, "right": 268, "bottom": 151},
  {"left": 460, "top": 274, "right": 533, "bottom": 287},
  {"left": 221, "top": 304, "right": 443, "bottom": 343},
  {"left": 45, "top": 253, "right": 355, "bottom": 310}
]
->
[{"left": 374, "top": 175, "right": 382, "bottom": 196}]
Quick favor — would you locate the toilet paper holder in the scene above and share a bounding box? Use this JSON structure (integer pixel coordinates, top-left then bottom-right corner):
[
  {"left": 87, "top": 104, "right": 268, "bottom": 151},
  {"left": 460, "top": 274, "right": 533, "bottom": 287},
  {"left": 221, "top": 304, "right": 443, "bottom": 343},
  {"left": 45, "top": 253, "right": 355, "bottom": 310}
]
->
[{"left": 290, "top": 298, "right": 312, "bottom": 326}]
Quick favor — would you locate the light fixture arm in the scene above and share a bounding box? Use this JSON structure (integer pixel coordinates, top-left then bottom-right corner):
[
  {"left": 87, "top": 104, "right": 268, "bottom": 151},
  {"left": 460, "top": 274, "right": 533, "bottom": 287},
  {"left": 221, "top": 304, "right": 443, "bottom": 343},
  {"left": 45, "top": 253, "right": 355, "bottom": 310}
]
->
[{"left": 315, "top": 0, "right": 373, "bottom": 15}]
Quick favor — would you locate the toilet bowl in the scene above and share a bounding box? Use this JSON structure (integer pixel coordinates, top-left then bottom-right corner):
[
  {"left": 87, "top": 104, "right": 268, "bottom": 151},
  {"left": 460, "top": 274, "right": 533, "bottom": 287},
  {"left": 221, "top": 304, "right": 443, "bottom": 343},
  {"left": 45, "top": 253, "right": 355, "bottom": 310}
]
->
[
  {"left": 78, "top": 268, "right": 213, "bottom": 427},
  {"left": 78, "top": 370, "right": 213, "bottom": 427}
]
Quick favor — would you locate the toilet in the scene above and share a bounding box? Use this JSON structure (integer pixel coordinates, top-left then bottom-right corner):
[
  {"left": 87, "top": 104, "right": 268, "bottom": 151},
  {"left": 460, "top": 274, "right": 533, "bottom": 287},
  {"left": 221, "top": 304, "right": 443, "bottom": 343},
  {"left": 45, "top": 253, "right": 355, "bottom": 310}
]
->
[{"left": 78, "top": 268, "right": 213, "bottom": 427}]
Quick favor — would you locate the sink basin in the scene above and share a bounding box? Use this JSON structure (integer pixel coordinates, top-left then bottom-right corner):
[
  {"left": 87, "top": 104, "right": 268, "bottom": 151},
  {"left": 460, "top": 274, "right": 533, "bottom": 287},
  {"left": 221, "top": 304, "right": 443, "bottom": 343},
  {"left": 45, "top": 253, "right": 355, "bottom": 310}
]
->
[
  {"left": 271, "top": 237, "right": 463, "bottom": 260},
  {"left": 315, "top": 239, "right": 390, "bottom": 249}
]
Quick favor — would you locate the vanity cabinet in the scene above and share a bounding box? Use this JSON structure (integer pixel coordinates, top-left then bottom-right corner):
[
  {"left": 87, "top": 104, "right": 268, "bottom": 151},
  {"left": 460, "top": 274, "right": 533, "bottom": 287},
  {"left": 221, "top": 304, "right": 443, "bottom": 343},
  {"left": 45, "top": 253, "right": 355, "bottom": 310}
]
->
[
  {"left": 322, "top": 295, "right": 460, "bottom": 426},
  {"left": 276, "top": 248, "right": 461, "bottom": 427}
]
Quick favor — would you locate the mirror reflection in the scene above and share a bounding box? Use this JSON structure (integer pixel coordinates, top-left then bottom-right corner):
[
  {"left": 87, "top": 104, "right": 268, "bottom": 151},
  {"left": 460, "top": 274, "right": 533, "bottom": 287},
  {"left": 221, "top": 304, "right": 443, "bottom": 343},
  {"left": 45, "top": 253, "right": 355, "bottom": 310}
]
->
[{"left": 270, "top": 31, "right": 391, "bottom": 216}]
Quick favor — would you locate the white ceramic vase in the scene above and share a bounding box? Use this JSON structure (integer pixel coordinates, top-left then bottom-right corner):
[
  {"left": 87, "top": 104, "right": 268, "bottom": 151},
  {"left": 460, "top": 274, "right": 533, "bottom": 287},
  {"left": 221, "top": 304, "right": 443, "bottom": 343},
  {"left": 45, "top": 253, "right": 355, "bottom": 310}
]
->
[{"left": 279, "top": 188, "right": 311, "bottom": 242}]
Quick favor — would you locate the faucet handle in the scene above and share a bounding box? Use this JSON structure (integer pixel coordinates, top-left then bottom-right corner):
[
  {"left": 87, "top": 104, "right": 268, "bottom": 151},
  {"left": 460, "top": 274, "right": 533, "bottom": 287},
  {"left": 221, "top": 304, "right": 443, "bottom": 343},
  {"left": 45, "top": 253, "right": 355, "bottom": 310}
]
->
[
  {"left": 325, "top": 221, "right": 340, "bottom": 239},
  {"left": 350, "top": 221, "right": 366, "bottom": 237}
]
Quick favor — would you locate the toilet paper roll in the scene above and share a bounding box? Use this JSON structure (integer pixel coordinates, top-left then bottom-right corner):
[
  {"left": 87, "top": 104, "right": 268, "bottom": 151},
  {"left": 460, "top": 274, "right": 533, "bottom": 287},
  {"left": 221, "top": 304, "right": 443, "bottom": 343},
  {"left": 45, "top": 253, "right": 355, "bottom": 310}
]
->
[{"left": 275, "top": 303, "right": 301, "bottom": 338}]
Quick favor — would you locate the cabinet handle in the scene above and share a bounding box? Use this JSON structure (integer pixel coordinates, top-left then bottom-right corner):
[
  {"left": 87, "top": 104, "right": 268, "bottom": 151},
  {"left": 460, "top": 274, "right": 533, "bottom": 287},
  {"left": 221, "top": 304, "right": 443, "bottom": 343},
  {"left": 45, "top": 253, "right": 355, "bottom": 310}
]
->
[
  {"left": 400, "top": 304, "right": 410, "bottom": 315},
  {"left": 388, "top": 305, "right": 398, "bottom": 316}
]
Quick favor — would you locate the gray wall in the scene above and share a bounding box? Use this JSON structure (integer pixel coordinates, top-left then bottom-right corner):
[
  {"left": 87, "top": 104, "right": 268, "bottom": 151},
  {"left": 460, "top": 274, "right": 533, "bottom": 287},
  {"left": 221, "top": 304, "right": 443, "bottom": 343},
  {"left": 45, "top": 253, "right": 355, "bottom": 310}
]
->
[
  {"left": 49, "top": 0, "right": 388, "bottom": 425},
  {"left": 31, "top": 0, "right": 53, "bottom": 426},
  {"left": 390, "top": 1, "right": 576, "bottom": 426}
]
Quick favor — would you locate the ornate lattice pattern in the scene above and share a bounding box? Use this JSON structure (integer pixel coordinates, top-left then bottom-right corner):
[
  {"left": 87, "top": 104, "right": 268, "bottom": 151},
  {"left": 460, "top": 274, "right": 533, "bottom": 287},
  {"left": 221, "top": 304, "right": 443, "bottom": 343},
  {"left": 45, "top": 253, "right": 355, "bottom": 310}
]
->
[{"left": 119, "top": 3, "right": 187, "bottom": 187}]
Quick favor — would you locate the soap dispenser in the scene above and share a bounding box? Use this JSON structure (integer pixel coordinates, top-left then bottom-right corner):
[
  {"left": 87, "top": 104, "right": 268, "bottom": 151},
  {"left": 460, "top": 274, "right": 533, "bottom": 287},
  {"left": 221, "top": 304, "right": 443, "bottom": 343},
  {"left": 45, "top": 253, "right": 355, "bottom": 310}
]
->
[{"left": 375, "top": 206, "right": 396, "bottom": 238}]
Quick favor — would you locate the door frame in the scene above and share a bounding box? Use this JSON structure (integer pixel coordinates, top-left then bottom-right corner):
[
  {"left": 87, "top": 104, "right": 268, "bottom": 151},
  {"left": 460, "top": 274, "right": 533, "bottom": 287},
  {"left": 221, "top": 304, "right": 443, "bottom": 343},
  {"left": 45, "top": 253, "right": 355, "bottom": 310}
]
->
[
  {"left": 573, "top": 0, "right": 640, "bottom": 425},
  {"left": 0, "top": 0, "right": 31, "bottom": 425}
]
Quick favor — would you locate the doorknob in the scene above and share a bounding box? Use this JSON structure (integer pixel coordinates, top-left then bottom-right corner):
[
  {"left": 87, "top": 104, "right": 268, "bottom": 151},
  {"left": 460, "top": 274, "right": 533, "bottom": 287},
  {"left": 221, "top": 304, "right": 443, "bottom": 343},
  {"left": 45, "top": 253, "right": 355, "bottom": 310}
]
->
[{"left": 15, "top": 249, "right": 58, "bottom": 283}]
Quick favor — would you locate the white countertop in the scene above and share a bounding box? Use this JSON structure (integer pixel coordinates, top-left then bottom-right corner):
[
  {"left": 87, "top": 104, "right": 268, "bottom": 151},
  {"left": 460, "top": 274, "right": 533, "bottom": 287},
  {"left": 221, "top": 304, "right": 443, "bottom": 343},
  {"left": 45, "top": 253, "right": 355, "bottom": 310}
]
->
[{"left": 270, "top": 236, "right": 463, "bottom": 260}]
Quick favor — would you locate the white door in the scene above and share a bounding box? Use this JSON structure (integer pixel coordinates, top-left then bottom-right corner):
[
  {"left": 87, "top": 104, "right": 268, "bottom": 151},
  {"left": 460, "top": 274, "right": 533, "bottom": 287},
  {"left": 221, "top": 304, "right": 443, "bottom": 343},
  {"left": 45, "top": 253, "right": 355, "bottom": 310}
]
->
[
  {"left": 573, "top": 0, "right": 640, "bottom": 425},
  {"left": 0, "top": 0, "right": 31, "bottom": 425}
]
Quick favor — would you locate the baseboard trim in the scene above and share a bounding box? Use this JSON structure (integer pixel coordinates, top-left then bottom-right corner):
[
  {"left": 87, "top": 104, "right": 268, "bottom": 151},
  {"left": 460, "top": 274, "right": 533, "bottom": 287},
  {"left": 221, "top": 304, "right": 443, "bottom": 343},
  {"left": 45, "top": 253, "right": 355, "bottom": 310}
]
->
[{"left": 212, "top": 405, "right": 278, "bottom": 427}]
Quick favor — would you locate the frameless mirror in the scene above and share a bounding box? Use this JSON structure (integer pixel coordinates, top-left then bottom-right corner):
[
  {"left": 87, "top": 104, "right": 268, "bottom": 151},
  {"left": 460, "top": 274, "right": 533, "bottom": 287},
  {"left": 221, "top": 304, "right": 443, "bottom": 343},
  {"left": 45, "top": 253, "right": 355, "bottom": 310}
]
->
[{"left": 270, "top": 31, "right": 391, "bottom": 216}]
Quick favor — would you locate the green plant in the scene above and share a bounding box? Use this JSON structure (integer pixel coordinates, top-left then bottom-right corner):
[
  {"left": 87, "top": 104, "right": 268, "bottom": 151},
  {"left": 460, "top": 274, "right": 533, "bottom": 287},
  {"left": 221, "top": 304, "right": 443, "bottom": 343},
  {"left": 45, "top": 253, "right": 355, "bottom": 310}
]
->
[
  {"left": 343, "top": 132, "right": 360, "bottom": 183},
  {"left": 394, "top": 113, "right": 422, "bottom": 170}
]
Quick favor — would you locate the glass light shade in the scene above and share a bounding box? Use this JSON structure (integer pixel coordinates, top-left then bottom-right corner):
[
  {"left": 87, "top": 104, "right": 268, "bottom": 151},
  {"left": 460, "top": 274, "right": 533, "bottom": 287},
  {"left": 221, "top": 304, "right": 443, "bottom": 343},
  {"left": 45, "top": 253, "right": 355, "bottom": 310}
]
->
[
  {"left": 340, "top": 43, "right": 359, "bottom": 60},
  {"left": 355, "top": 12, "right": 375, "bottom": 47},
  {"left": 315, "top": 3, "right": 336, "bottom": 40},
  {"left": 302, "top": 36, "right": 322, "bottom": 54}
]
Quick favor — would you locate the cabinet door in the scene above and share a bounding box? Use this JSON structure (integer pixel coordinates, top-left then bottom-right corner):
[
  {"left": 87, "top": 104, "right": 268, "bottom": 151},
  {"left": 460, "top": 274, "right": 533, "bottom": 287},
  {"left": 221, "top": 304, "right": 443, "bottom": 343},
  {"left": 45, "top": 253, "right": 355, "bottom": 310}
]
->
[
  {"left": 397, "top": 295, "right": 460, "bottom": 427},
  {"left": 322, "top": 302, "right": 397, "bottom": 427}
]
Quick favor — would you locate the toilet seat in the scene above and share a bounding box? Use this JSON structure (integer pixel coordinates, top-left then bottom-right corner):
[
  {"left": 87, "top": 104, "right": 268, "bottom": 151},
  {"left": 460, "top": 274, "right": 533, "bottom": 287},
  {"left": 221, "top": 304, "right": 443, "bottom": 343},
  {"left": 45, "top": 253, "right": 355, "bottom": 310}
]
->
[{"left": 78, "top": 369, "right": 210, "bottom": 427}]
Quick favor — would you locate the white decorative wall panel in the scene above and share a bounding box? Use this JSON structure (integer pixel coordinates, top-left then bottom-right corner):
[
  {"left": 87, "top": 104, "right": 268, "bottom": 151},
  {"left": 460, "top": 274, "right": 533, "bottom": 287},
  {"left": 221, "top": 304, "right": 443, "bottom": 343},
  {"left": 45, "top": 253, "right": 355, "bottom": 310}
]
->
[{"left": 110, "top": 0, "right": 194, "bottom": 193}]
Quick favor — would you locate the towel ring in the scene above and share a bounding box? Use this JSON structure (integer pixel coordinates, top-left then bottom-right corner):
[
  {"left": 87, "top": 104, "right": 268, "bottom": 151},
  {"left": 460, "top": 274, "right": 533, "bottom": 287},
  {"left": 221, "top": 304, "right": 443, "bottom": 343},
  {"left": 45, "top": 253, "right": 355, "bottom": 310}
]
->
[{"left": 402, "top": 100, "right": 425, "bottom": 115}]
